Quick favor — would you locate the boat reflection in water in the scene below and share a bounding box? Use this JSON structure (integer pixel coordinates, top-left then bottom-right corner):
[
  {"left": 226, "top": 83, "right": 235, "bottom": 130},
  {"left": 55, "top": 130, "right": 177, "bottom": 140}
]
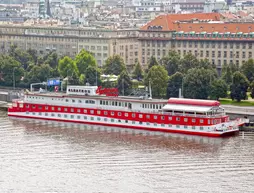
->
[{"left": 10, "top": 117, "right": 233, "bottom": 153}]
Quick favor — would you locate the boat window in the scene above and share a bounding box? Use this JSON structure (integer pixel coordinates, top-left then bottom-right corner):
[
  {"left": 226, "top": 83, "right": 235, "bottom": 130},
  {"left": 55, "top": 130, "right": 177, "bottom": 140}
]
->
[
  {"left": 51, "top": 113, "right": 55, "bottom": 117},
  {"left": 192, "top": 119, "right": 196, "bottom": 123},
  {"left": 184, "top": 125, "right": 188, "bottom": 129},
  {"left": 128, "top": 103, "right": 132, "bottom": 109},
  {"left": 132, "top": 121, "right": 135, "bottom": 124},
  {"left": 84, "top": 116, "right": 87, "bottom": 119},
  {"left": 58, "top": 114, "right": 61, "bottom": 117},
  {"left": 106, "top": 101, "right": 108, "bottom": 105},
  {"left": 111, "top": 112, "right": 114, "bottom": 116},
  {"left": 192, "top": 126, "right": 195, "bottom": 130},
  {"left": 39, "top": 112, "right": 42, "bottom": 115},
  {"left": 154, "top": 123, "right": 157, "bottom": 126},
  {"left": 77, "top": 109, "right": 81, "bottom": 113},
  {"left": 111, "top": 119, "right": 114, "bottom": 122},
  {"left": 32, "top": 105, "right": 36, "bottom": 109},
  {"left": 84, "top": 109, "right": 87, "bottom": 113},
  {"left": 168, "top": 124, "right": 172, "bottom": 128},
  {"left": 132, "top": 113, "right": 135, "bottom": 118},
  {"left": 118, "top": 112, "right": 122, "bottom": 116},
  {"left": 208, "top": 120, "right": 210, "bottom": 124},
  {"left": 26, "top": 104, "right": 29, "bottom": 108},
  {"left": 97, "top": 110, "right": 101, "bottom": 115},
  {"left": 125, "top": 102, "right": 127, "bottom": 107},
  {"left": 71, "top": 115, "right": 74, "bottom": 119},
  {"left": 161, "top": 116, "right": 165, "bottom": 120},
  {"left": 200, "top": 119, "right": 204, "bottom": 124},
  {"left": 104, "top": 118, "right": 107, "bottom": 121},
  {"left": 66, "top": 99, "right": 69, "bottom": 102},
  {"left": 147, "top": 122, "right": 150, "bottom": 125},
  {"left": 146, "top": 115, "right": 150, "bottom": 119},
  {"left": 125, "top": 113, "right": 128, "bottom": 117},
  {"left": 115, "top": 102, "right": 118, "bottom": 106},
  {"left": 104, "top": 111, "right": 108, "bottom": 115},
  {"left": 58, "top": 107, "right": 61, "bottom": 111},
  {"left": 200, "top": 126, "right": 204, "bottom": 130},
  {"left": 51, "top": 107, "right": 55, "bottom": 110},
  {"left": 71, "top": 108, "right": 74, "bottom": 112},
  {"left": 176, "top": 117, "right": 180, "bottom": 121},
  {"left": 153, "top": 104, "right": 155, "bottom": 109},
  {"left": 139, "top": 114, "right": 143, "bottom": 118},
  {"left": 72, "top": 99, "right": 75, "bottom": 103},
  {"left": 184, "top": 118, "right": 188, "bottom": 122},
  {"left": 64, "top": 108, "right": 68, "bottom": 112},
  {"left": 45, "top": 113, "right": 48, "bottom": 116},
  {"left": 168, "top": 116, "right": 172, "bottom": 120},
  {"left": 77, "top": 115, "right": 81, "bottom": 119},
  {"left": 176, "top": 125, "right": 180, "bottom": 128},
  {"left": 118, "top": 120, "right": 121, "bottom": 123},
  {"left": 161, "top": 124, "right": 165, "bottom": 127},
  {"left": 90, "top": 110, "right": 94, "bottom": 114},
  {"left": 119, "top": 102, "right": 121, "bottom": 106},
  {"left": 38, "top": 106, "right": 42, "bottom": 109},
  {"left": 139, "top": 121, "right": 142, "bottom": 125},
  {"left": 97, "top": 117, "right": 101, "bottom": 121},
  {"left": 91, "top": 117, "right": 94, "bottom": 120},
  {"left": 100, "top": 100, "right": 102, "bottom": 105},
  {"left": 125, "top": 120, "right": 128, "bottom": 123},
  {"left": 78, "top": 100, "right": 82, "bottom": 103},
  {"left": 154, "top": 115, "right": 157, "bottom": 119}
]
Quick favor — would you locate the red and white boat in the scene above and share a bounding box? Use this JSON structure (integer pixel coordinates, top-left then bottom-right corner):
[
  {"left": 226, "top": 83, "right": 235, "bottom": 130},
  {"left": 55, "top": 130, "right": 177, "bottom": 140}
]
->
[{"left": 8, "top": 85, "right": 244, "bottom": 137}]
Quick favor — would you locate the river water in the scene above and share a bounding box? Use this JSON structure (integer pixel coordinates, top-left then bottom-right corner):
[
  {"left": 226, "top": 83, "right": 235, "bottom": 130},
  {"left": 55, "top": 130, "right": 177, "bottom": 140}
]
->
[{"left": 0, "top": 111, "right": 254, "bottom": 193}]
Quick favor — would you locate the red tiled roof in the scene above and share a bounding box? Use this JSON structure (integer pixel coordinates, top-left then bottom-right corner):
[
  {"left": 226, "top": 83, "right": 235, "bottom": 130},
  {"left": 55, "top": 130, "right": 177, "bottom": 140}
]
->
[
  {"left": 140, "top": 13, "right": 221, "bottom": 31},
  {"left": 173, "top": 23, "right": 254, "bottom": 33}
]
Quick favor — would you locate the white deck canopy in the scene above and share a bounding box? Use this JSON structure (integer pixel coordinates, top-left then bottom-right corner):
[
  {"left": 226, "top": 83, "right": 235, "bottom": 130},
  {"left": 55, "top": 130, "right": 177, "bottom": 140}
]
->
[{"left": 162, "top": 104, "right": 213, "bottom": 113}]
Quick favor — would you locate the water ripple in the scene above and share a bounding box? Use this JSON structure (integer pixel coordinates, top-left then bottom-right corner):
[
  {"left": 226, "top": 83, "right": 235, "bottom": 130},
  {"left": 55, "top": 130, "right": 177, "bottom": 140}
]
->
[{"left": 0, "top": 113, "right": 253, "bottom": 193}]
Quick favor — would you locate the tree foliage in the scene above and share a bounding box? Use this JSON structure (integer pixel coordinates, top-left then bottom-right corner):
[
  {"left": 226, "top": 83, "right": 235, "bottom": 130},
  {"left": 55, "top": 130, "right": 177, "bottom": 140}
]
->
[
  {"left": 9, "top": 45, "right": 32, "bottom": 69},
  {"left": 222, "top": 65, "right": 233, "bottom": 85},
  {"left": 209, "top": 79, "right": 228, "bottom": 100},
  {"left": 250, "top": 81, "right": 254, "bottom": 99},
  {"left": 166, "top": 72, "right": 183, "bottom": 98},
  {"left": 145, "top": 65, "right": 168, "bottom": 97},
  {"left": 148, "top": 56, "right": 159, "bottom": 70},
  {"left": 103, "top": 55, "right": 126, "bottom": 75},
  {"left": 183, "top": 68, "right": 215, "bottom": 99},
  {"left": 180, "top": 53, "right": 199, "bottom": 73},
  {"left": 230, "top": 71, "right": 249, "bottom": 102},
  {"left": 117, "top": 70, "right": 132, "bottom": 95},
  {"left": 84, "top": 66, "right": 101, "bottom": 86},
  {"left": 132, "top": 61, "right": 143, "bottom": 80},
  {"left": 241, "top": 59, "right": 254, "bottom": 82},
  {"left": 160, "top": 51, "right": 180, "bottom": 76},
  {"left": 58, "top": 56, "right": 78, "bottom": 80},
  {"left": 75, "top": 49, "right": 97, "bottom": 75}
]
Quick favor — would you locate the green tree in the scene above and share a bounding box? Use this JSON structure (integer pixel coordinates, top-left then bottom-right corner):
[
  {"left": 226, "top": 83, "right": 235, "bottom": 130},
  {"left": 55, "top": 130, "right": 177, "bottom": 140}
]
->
[
  {"left": 9, "top": 45, "right": 32, "bottom": 69},
  {"left": 180, "top": 53, "right": 199, "bottom": 73},
  {"left": 209, "top": 79, "right": 228, "bottom": 100},
  {"left": 132, "top": 61, "right": 143, "bottom": 80},
  {"left": 230, "top": 71, "right": 249, "bottom": 102},
  {"left": 166, "top": 72, "right": 183, "bottom": 98},
  {"left": 183, "top": 68, "right": 215, "bottom": 99},
  {"left": 160, "top": 50, "right": 180, "bottom": 76},
  {"left": 241, "top": 59, "right": 254, "bottom": 82},
  {"left": 250, "top": 81, "right": 254, "bottom": 99},
  {"left": 75, "top": 49, "right": 97, "bottom": 75},
  {"left": 148, "top": 56, "right": 159, "bottom": 69},
  {"left": 0, "top": 55, "right": 24, "bottom": 86},
  {"left": 45, "top": 52, "right": 59, "bottom": 68},
  {"left": 84, "top": 66, "right": 101, "bottom": 86},
  {"left": 117, "top": 70, "right": 132, "bottom": 95},
  {"left": 26, "top": 64, "right": 53, "bottom": 83},
  {"left": 222, "top": 65, "right": 233, "bottom": 85},
  {"left": 27, "top": 49, "right": 38, "bottom": 64},
  {"left": 58, "top": 56, "right": 78, "bottom": 79},
  {"left": 103, "top": 55, "right": 126, "bottom": 75},
  {"left": 145, "top": 65, "right": 168, "bottom": 97},
  {"left": 79, "top": 74, "right": 86, "bottom": 85}
]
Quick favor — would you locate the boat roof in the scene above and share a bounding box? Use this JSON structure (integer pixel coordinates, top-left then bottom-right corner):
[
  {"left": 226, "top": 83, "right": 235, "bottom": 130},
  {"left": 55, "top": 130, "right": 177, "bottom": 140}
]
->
[
  {"left": 25, "top": 92, "right": 168, "bottom": 104},
  {"left": 168, "top": 98, "right": 220, "bottom": 107},
  {"left": 162, "top": 104, "right": 217, "bottom": 113}
]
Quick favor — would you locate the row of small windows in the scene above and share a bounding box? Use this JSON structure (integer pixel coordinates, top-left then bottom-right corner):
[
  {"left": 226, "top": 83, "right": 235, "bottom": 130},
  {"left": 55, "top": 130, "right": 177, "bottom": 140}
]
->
[
  {"left": 68, "top": 89, "right": 91, "bottom": 93},
  {"left": 26, "top": 112, "right": 207, "bottom": 130},
  {"left": 26, "top": 106, "right": 216, "bottom": 124},
  {"left": 142, "top": 103, "right": 162, "bottom": 109}
]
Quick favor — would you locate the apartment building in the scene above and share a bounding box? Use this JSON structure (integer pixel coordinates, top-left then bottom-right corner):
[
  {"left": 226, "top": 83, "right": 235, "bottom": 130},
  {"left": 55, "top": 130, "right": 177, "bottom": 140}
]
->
[
  {"left": 0, "top": 24, "right": 139, "bottom": 71},
  {"left": 139, "top": 13, "right": 254, "bottom": 73}
]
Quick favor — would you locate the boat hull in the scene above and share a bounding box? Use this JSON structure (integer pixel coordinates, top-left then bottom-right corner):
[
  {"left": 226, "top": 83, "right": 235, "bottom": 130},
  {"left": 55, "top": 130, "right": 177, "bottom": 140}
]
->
[{"left": 8, "top": 112, "right": 239, "bottom": 138}]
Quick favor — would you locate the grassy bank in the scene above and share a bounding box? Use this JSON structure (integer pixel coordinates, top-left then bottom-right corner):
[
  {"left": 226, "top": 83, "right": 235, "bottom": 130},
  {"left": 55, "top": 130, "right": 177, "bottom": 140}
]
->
[{"left": 220, "top": 98, "right": 254, "bottom": 106}]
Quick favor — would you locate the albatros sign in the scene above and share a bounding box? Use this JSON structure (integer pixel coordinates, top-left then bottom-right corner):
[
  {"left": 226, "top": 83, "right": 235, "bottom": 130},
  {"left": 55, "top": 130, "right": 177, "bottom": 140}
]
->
[{"left": 96, "top": 86, "right": 119, "bottom": 97}]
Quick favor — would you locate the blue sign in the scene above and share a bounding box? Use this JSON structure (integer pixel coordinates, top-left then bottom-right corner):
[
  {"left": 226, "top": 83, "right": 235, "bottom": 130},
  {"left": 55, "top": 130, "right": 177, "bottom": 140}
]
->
[{"left": 47, "top": 79, "right": 60, "bottom": 86}]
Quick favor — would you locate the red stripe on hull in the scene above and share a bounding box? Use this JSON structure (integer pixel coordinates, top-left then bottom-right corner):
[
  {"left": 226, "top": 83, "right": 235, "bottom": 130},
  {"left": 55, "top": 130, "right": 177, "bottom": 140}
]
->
[{"left": 8, "top": 114, "right": 239, "bottom": 138}]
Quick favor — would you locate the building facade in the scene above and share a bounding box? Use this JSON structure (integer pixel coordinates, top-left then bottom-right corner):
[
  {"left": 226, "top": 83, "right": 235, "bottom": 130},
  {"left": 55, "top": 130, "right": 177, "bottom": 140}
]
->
[
  {"left": 139, "top": 13, "right": 254, "bottom": 73},
  {"left": 0, "top": 24, "right": 139, "bottom": 71}
]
